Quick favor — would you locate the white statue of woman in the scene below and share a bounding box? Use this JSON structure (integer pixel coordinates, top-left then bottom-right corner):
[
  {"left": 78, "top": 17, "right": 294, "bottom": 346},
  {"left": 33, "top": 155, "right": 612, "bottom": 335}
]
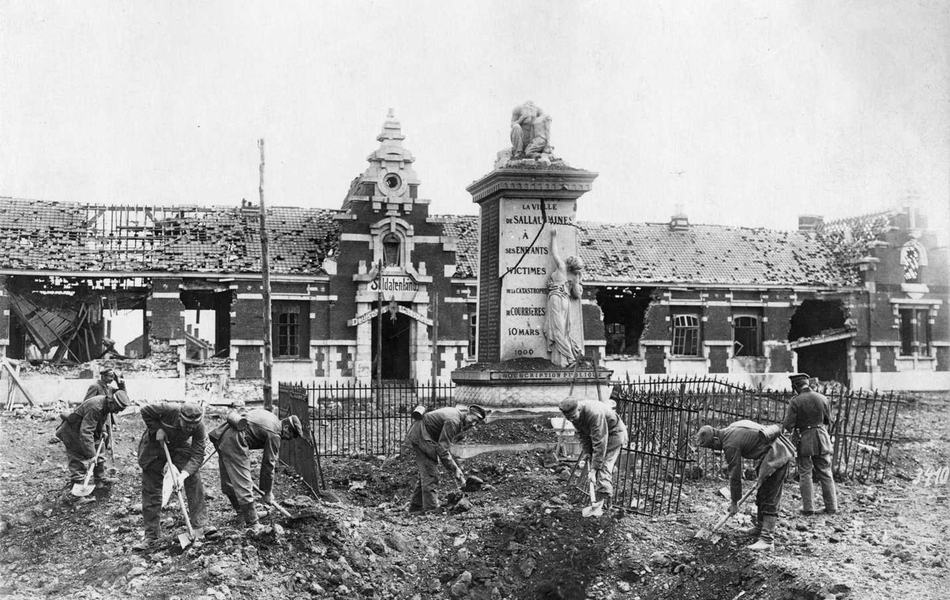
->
[{"left": 542, "top": 229, "right": 584, "bottom": 367}]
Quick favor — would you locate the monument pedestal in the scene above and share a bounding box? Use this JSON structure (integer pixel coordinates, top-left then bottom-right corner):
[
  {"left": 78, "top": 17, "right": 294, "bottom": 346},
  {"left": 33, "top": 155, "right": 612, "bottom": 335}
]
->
[
  {"left": 453, "top": 162, "right": 609, "bottom": 410},
  {"left": 453, "top": 358, "right": 611, "bottom": 410}
]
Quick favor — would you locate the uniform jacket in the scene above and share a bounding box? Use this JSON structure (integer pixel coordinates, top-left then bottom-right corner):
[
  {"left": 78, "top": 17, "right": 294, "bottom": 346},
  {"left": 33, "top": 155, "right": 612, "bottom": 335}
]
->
[
  {"left": 719, "top": 421, "right": 775, "bottom": 503},
  {"left": 569, "top": 401, "right": 628, "bottom": 470},
  {"left": 83, "top": 381, "right": 113, "bottom": 401},
  {"left": 138, "top": 403, "right": 207, "bottom": 476},
  {"left": 210, "top": 408, "right": 282, "bottom": 493},
  {"left": 55, "top": 395, "right": 110, "bottom": 458},
  {"left": 405, "top": 407, "right": 465, "bottom": 469},
  {"left": 783, "top": 389, "right": 833, "bottom": 457}
]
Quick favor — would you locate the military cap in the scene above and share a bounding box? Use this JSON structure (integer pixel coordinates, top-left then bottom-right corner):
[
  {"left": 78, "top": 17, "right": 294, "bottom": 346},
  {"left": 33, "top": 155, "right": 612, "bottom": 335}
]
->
[
  {"left": 468, "top": 405, "right": 487, "bottom": 420},
  {"left": 112, "top": 390, "right": 131, "bottom": 409},
  {"left": 179, "top": 402, "right": 204, "bottom": 423},
  {"left": 558, "top": 396, "right": 580, "bottom": 416}
]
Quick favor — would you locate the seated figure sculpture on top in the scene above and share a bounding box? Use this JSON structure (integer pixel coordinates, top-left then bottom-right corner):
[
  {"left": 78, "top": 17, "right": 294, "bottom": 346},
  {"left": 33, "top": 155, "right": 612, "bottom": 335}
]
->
[{"left": 501, "top": 100, "right": 558, "bottom": 167}]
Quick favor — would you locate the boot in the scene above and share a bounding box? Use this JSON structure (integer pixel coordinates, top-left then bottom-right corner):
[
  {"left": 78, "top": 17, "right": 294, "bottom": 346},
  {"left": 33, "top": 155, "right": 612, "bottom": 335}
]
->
[
  {"left": 799, "top": 473, "right": 815, "bottom": 514},
  {"left": 224, "top": 493, "right": 241, "bottom": 511},
  {"left": 132, "top": 536, "right": 162, "bottom": 553},
  {"left": 739, "top": 511, "right": 762, "bottom": 536},
  {"left": 747, "top": 515, "right": 776, "bottom": 551},
  {"left": 241, "top": 503, "right": 259, "bottom": 527},
  {"left": 595, "top": 491, "right": 611, "bottom": 509}
]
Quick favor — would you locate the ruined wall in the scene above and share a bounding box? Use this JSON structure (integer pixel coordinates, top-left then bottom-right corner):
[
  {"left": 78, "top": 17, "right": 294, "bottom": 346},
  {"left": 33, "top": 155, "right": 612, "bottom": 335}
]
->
[
  {"left": 632, "top": 287, "right": 808, "bottom": 376},
  {"left": 148, "top": 278, "right": 185, "bottom": 340}
]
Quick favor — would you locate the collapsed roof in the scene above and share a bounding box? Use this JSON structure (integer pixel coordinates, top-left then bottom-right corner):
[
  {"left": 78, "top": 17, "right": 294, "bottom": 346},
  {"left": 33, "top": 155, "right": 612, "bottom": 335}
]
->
[
  {"left": 1, "top": 197, "right": 869, "bottom": 287},
  {"left": 0, "top": 198, "right": 339, "bottom": 275}
]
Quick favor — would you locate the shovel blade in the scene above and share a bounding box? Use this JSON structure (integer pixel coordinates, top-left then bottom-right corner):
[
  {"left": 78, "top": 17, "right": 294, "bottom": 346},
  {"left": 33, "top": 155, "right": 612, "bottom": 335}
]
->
[
  {"left": 70, "top": 483, "right": 95, "bottom": 497},
  {"left": 582, "top": 501, "right": 604, "bottom": 518},
  {"left": 178, "top": 532, "right": 193, "bottom": 549}
]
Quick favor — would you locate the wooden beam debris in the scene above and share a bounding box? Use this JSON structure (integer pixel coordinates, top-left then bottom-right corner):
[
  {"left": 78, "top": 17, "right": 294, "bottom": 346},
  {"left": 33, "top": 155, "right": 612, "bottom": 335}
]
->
[{"left": 2, "top": 357, "right": 37, "bottom": 408}]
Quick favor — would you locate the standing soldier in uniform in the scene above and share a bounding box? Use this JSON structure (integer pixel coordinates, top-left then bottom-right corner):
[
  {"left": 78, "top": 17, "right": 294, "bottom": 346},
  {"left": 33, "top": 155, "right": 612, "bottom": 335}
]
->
[
  {"left": 84, "top": 368, "right": 124, "bottom": 400},
  {"left": 558, "top": 396, "right": 628, "bottom": 509},
  {"left": 55, "top": 390, "right": 131, "bottom": 490},
  {"left": 209, "top": 409, "right": 303, "bottom": 531},
  {"left": 83, "top": 368, "right": 127, "bottom": 465},
  {"left": 404, "top": 405, "right": 486, "bottom": 513},
  {"left": 784, "top": 373, "right": 838, "bottom": 515},
  {"left": 133, "top": 402, "right": 210, "bottom": 551}
]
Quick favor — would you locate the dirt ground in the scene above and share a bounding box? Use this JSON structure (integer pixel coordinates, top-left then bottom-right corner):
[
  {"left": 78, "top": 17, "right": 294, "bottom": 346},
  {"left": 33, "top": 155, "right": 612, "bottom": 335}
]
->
[{"left": 0, "top": 392, "right": 947, "bottom": 600}]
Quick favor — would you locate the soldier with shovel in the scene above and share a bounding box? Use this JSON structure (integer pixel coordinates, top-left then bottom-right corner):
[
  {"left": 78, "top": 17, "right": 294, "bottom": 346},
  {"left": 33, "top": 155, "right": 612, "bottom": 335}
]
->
[
  {"left": 133, "top": 402, "right": 211, "bottom": 552},
  {"left": 404, "top": 405, "right": 486, "bottom": 514},
  {"left": 208, "top": 409, "right": 303, "bottom": 532},
  {"left": 558, "top": 396, "right": 628, "bottom": 514},
  {"left": 55, "top": 390, "right": 131, "bottom": 495},
  {"left": 694, "top": 420, "right": 795, "bottom": 551}
]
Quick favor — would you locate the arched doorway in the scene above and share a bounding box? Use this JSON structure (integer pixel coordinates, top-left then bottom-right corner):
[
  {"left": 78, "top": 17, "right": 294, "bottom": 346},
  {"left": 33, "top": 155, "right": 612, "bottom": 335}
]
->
[{"left": 371, "top": 306, "right": 411, "bottom": 380}]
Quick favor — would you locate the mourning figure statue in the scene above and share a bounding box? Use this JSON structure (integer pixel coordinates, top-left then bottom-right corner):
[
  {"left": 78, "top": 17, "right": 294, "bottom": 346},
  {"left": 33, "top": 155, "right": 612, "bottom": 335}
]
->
[{"left": 542, "top": 229, "right": 583, "bottom": 367}]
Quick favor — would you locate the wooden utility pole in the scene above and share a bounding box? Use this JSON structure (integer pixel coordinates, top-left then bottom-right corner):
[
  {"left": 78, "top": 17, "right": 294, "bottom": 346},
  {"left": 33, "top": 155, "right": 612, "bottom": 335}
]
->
[
  {"left": 259, "top": 139, "right": 274, "bottom": 410},
  {"left": 376, "top": 260, "right": 383, "bottom": 390}
]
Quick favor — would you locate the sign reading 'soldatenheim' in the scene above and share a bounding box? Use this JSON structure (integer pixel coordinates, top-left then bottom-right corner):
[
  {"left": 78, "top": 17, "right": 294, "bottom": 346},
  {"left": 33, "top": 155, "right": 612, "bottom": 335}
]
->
[{"left": 498, "top": 199, "right": 578, "bottom": 362}]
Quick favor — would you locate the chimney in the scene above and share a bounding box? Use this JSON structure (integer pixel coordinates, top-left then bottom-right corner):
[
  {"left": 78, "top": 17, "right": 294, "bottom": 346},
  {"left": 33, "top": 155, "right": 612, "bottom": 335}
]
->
[
  {"left": 670, "top": 204, "right": 689, "bottom": 231},
  {"left": 798, "top": 214, "right": 824, "bottom": 232}
]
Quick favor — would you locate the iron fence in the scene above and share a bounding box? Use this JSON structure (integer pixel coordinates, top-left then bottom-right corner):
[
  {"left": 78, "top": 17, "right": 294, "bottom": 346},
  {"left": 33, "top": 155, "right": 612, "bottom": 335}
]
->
[
  {"left": 276, "top": 375, "right": 901, "bottom": 515},
  {"left": 290, "top": 379, "right": 456, "bottom": 457},
  {"left": 614, "top": 376, "right": 902, "bottom": 491}
]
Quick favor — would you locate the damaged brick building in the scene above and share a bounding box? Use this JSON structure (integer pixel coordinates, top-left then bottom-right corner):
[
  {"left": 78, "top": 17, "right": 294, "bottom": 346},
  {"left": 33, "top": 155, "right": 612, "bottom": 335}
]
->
[
  {"left": 584, "top": 208, "right": 949, "bottom": 390},
  {"left": 1, "top": 114, "right": 947, "bottom": 402}
]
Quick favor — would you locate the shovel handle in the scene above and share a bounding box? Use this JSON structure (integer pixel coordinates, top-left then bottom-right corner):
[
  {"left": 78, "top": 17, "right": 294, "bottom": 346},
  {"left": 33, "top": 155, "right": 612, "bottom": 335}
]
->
[
  {"left": 161, "top": 440, "right": 195, "bottom": 539},
  {"left": 710, "top": 482, "right": 759, "bottom": 533},
  {"left": 80, "top": 438, "right": 108, "bottom": 487},
  {"left": 253, "top": 484, "right": 293, "bottom": 518}
]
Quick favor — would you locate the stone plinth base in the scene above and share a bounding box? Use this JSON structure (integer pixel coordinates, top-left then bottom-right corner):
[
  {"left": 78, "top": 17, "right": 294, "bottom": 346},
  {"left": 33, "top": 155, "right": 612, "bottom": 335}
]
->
[{"left": 451, "top": 358, "right": 612, "bottom": 409}]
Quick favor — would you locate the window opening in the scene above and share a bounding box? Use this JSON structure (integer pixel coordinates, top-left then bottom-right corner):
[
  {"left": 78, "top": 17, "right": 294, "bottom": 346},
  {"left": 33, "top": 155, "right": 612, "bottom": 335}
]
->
[
  {"left": 900, "top": 308, "right": 931, "bottom": 357},
  {"left": 672, "top": 313, "right": 701, "bottom": 356},
  {"left": 468, "top": 314, "right": 477, "bottom": 358},
  {"left": 733, "top": 315, "right": 761, "bottom": 357},
  {"left": 273, "top": 301, "right": 309, "bottom": 358},
  {"left": 382, "top": 233, "right": 401, "bottom": 267}
]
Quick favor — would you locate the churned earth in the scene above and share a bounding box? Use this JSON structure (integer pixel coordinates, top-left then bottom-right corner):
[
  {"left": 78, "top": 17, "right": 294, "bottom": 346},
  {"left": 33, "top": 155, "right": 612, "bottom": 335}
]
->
[{"left": 0, "top": 392, "right": 946, "bottom": 600}]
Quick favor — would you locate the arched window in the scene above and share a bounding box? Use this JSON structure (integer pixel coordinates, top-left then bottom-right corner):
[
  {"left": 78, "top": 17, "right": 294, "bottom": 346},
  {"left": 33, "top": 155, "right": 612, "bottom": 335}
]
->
[
  {"left": 900, "top": 239, "right": 928, "bottom": 283},
  {"left": 382, "top": 233, "right": 401, "bottom": 267}
]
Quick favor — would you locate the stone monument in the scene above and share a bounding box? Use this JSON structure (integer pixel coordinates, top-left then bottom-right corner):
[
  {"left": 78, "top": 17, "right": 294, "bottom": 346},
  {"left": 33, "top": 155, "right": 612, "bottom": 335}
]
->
[{"left": 452, "top": 101, "right": 611, "bottom": 409}]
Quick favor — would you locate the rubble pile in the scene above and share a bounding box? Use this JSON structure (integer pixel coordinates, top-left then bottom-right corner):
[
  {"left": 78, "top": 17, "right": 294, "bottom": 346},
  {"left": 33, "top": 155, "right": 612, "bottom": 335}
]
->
[{"left": 0, "top": 395, "right": 946, "bottom": 599}]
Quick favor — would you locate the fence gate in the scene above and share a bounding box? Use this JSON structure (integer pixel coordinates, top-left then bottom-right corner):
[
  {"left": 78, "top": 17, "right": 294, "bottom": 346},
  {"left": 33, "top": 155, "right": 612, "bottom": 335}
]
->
[{"left": 277, "top": 382, "right": 323, "bottom": 493}]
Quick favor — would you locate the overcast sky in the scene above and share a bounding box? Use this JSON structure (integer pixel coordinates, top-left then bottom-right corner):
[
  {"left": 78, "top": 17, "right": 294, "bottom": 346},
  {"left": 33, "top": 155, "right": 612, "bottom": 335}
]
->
[{"left": 2, "top": 1, "right": 948, "bottom": 232}]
